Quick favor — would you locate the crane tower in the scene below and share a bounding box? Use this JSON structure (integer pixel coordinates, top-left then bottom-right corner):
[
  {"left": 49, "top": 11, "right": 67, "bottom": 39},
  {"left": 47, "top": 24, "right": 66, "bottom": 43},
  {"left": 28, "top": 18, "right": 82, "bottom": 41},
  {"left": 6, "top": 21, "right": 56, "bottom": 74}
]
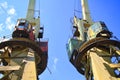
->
[
  {"left": 66, "top": 0, "right": 120, "bottom": 80},
  {"left": 0, "top": 0, "right": 48, "bottom": 80}
]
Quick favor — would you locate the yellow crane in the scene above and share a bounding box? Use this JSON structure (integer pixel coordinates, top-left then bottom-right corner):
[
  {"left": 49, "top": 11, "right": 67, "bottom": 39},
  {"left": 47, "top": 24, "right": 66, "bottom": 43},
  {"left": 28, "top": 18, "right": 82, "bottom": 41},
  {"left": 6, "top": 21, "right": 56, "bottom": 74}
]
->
[
  {"left": 0, "top": 0, "right": 48, "bottom": 80},
  {"left": 66, "top": 0, "right": 120, "bottom": 80}
]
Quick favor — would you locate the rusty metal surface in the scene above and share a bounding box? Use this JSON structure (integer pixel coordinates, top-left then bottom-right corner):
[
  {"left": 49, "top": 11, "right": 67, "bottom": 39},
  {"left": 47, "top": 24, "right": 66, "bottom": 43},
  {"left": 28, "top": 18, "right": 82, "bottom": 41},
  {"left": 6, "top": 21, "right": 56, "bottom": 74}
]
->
[
  {"left": 0, "top": 38, "right": 48, "bottom": 75},
  {"left": 71, "top": 37, "right": 120, "bottom": 75}
]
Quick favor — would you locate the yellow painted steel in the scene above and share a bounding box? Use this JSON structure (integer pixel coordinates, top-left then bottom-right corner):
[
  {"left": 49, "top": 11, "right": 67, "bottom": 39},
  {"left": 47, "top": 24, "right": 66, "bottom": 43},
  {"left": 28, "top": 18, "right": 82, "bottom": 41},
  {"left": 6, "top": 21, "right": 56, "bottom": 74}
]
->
[
  {"left": 1, "top": 48, "right": 38, "bottom": 80},
  {"left": 90, "top": 51, "right": 120, "bottom": 80},
  {"left": 22, "top": 50, "right": 37, "bottom": 80},
  {"left": 0, "top": 66, "right": 20, "bottom": 71},
  {"left": 81, "top": 0, "right": 93, "bottom": 24}
]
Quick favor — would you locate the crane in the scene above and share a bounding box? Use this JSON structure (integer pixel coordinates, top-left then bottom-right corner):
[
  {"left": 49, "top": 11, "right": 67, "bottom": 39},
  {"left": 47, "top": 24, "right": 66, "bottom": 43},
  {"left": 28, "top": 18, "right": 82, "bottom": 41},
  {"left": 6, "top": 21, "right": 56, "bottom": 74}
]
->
[
  {"left": 66, "top": 0, "right": 120, "bottom": 80},
  {"left": 0, "top": 0, "right": 48, "bottom": 80}
]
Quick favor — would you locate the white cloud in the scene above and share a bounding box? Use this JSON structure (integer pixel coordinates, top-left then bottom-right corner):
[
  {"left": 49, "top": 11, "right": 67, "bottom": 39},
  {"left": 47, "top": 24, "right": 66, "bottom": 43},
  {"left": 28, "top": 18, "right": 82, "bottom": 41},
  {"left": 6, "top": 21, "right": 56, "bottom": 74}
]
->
[
  {"left": 0, "top": 2, "right": 8, "bottom": 9},
  {"left": 6, "top": 7, "right": 16, "bottom": 31},
  {"left": 7, "top": 7, "right": 16, "bottom": 15},
  {"left": 0, "top": 23, "right": 3, "bottom": 31},
  {"left": 0, "top": 8, "right": 3, "bottom": 15},
  {"left": 53, "top": 57, "right": 58, "bottom": 70},
  {"left": 6, "top": 17, "right": 11, "bottom": 22},
  {"left": 0, "top": 2, "right": 8, "bottom": 15},
  {"left": 5, "top": 17, "right": 15, "bottom": 30},
  {"left": 0, "top": 2, "right": 16, "bottom": 31},
  {"left": 54, "top": 57, "right": 58, "bottom": 64}
]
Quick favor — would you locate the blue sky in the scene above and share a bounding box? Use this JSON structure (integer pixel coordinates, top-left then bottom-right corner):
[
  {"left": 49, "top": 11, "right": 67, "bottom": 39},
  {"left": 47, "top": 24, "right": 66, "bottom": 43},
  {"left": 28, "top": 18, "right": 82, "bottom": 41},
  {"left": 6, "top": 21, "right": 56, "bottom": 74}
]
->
[{"left": 0, "top": 0, "right": 120, "bottom": 80}]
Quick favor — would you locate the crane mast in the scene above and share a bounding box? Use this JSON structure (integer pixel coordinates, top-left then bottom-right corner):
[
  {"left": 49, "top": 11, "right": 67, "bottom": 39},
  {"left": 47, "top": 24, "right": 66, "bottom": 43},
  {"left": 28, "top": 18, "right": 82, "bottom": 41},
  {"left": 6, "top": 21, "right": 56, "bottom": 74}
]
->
[
  {"left": 26, "top": 0, "right": 40, "bottom": 39},
  {"left": 26, "top": 0, "right": 35, "bottom": 19},
  {"left": 81, "top": 0, "right": 92, "bottom": 24},
  {"left": 66, "top": 0, "right": 120, "bottom": 80},
  {"left": 0, "top": 0, "right": 48, "bottom": 80}
]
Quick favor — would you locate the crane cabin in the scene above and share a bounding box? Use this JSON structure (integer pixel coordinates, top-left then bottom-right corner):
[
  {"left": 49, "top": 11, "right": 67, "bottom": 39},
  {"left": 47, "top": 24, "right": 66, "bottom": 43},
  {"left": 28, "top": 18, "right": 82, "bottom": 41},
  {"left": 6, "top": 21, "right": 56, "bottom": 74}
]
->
[{"left": 12, "top": 19, "right": 35, "bottom": 41}]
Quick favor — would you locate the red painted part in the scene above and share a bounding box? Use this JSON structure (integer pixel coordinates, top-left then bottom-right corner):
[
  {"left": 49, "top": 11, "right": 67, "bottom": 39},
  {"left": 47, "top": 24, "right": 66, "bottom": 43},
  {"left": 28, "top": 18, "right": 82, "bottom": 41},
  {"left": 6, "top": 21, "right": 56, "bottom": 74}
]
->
[
  {"left": 29, "top": 30, "right": 35, "bottom": 41},
  {"left": 38, "top": 41, "right": 48, "bottom": 52},
  {"left": 15, "top": 27, "right": 35, "bottom": 41},
  {"left": 16, "top": 28, "right": 25, "bottom": 30}
]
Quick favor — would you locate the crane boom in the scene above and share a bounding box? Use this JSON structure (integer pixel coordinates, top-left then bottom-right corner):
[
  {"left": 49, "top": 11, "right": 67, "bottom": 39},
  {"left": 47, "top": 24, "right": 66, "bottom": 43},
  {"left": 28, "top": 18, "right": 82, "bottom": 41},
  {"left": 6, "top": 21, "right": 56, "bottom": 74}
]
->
[
  {"left": 26, "top": 0, "right": 40, "bottom": 39},
  {"left": 26, "top": 0, "right": 35, "bottom": 20},
  {"left": 81, "top": 0, "right": 92, "bottom": 24}
]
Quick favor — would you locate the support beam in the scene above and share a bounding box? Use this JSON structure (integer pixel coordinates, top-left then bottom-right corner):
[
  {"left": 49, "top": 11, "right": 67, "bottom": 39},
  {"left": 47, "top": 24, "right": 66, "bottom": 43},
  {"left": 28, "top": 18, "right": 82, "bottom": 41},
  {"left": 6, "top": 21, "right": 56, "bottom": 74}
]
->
[
  {"left": 21, "top": 50, "right": 37, "bottom": 80},
  {"left": 0, "top": 66, "right": 20, "bottom": 71},
  {"left": 90, "top": 52, "right": 117, "bottom": 80},
  {"left": 81, "top": 0, "right": 93, "bottom": 24}
]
